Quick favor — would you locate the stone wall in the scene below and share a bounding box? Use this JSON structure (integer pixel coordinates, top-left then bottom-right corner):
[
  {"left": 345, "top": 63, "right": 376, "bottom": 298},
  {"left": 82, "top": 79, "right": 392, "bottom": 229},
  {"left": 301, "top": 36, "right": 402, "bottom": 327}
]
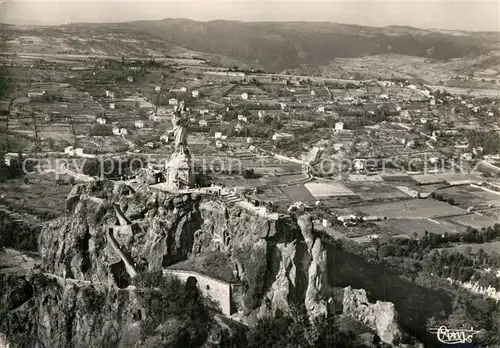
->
[{"left": 164, "top": 269, "right": 233, "bottom": 316}]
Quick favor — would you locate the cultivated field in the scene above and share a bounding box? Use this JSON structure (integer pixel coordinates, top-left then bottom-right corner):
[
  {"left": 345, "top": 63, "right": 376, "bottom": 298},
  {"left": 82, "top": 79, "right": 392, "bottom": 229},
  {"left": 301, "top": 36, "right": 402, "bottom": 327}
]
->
[
  {"left": 304, "top": 181, "right": 356, "bottom": 198},
  {"left": 350, "top": 198, "right": 466, "bottom": 218},
  {"left": 0, "top": 173, "right": 72, "bottom": 220},
  {"left": 375, "top": 218, "right": 464, "bottom": 238},
  {"left": 344, "top": 181, "right": 409, "bottom": 201},
  {"left": 437, "top": 186, "right": 500, "bottom": 208},
  {"left": 446, "top": 213, "right": 500, "bottom": 230},
  {"left": 279, "top": 184, "right": 316, "bottom": 204}
]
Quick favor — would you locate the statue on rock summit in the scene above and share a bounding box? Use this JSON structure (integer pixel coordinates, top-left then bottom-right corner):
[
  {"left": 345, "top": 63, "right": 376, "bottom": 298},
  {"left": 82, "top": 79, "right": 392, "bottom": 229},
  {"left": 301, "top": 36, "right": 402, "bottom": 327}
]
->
[{"left": 164, "top": 100, "right": 195, "bottom": 190}]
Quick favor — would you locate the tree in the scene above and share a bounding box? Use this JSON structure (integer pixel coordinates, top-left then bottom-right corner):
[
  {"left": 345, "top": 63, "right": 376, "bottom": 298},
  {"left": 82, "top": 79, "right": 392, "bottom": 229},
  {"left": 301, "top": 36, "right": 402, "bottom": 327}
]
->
[{"left": 47, "top": 138, "right": 54, "bottom": 150}]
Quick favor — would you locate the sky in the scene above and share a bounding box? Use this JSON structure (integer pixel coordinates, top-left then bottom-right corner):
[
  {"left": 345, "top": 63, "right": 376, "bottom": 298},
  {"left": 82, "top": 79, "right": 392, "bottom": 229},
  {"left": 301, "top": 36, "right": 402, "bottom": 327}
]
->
[{"left": 1, "top": 0, "right": 499, "bottom": 32}]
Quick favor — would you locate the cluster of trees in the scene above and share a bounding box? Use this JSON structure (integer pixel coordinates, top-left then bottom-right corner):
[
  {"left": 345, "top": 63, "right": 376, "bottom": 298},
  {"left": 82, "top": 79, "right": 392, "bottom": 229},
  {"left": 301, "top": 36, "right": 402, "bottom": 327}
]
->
[
  {"left": 248, "top": 306, "right": 403, "bottom": 348},
  {"left": 310, "top": 107, "right": 394, "bottom": 130},
  {"left": 0, "top": 152, "right": 25, "bottom": 183},
  {"left": 423, "top": 249, "right": 500, "bottom": 289},
  {"left": 89, "top": 124, "right": 112, "bottom": 136},
  {"left": 467, "top": 130, "right": 500, "bottom": 155},
  {"left": 203, "top": 122, "right": 275, "bottom": 139},
  {"left": 82, "top": 69, "right": 130, "bottom": 83},
  {"left": 39, "top": 92, "right": 63, "bottom": 103},
  {"left": 431, "top": 192, "right": 456, "bottom": 206},
  {"left": 379, "top": 224, "right": 500, "bottom": 259},
  {"left": 82, "top": 156, "right": 144, "bottom": 178}
]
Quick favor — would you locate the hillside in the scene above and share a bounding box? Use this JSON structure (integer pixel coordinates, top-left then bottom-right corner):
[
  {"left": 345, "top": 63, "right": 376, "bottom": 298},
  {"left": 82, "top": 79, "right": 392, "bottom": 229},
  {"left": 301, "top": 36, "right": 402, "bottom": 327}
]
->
[{"left": 60, "top": 19, "right": 499, "bottom": 72}]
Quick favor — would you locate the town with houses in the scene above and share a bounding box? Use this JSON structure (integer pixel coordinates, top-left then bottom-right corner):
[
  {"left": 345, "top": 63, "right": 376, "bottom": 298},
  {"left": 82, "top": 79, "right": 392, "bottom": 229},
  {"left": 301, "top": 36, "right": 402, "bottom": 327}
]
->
[{"left": 2, "top": 20, "right": 500, "bottom": 348}]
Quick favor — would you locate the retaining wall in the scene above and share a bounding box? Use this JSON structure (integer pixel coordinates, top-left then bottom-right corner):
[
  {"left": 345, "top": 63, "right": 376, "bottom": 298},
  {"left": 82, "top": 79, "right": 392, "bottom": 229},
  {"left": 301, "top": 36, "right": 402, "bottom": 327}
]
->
[{"left": 163, "top": 269, "right": 233, "bottom": 316}]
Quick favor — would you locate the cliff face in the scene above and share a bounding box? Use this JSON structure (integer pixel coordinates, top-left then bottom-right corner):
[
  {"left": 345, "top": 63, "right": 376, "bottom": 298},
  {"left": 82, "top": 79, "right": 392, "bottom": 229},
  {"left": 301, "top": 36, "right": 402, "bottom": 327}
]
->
[
  {"left": 40, "top": 181, "right": 331, "bottom": 322},
  {"left": 0, "top": 273, "right": 240, "bottom": 348}
]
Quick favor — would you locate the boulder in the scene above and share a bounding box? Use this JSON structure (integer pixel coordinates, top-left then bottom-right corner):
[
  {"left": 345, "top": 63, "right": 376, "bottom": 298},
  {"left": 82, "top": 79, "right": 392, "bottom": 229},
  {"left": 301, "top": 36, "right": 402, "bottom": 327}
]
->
[{"left": 343, "top": 286, "right": 402, "bottom": 345}]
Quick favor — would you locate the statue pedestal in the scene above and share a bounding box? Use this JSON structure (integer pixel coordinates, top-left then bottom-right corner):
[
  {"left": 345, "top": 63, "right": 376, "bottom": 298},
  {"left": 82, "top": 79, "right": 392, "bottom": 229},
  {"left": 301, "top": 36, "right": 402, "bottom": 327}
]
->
[{"left": 164, "top": 150, "right": 194, "bottom": 190}]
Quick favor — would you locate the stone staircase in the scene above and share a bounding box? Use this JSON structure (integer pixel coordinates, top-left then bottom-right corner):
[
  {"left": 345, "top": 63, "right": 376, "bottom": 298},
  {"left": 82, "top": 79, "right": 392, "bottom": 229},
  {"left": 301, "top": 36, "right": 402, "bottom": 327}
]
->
[{"left": 220, "top": 189, "right": 242, "bottom": 204}]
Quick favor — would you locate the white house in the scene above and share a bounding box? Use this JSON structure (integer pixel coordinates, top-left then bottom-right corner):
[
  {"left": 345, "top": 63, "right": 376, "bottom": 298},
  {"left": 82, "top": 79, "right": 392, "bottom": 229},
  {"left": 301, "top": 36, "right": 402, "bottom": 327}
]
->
[
  {"left": 272, "top": 132, "right": 294, "bottom": 141},
  {"left": 28, "top": 90, "right": 45, "bottom": 98},
  {"left": 179, "top": 87, "right": 188, "bottom": 93},
  {"left": 337, "top": 214, "right": 357, "bottom": 223},
  {"left": 429, "top": 98, "right": 436, "bottom": 106},
  {"left": 215, "top": 140, "right": 224, "bottom": 148},
  {"left": 169, "top": 98, "right": 178, "bottom": 106},
  {"left": 160, "top": 134, "right": 169, "bottom": 143},
  {"left": 318, "top": 106, "right": 325, "bottom": 113},
  {"left": 127, "top": 76, "right": 134, "bottom": 83},
  {"left": 105, "top": 90, "right": 115, "bottom": 98},
  {"left": 199, "top": 120, "right": 208, "bottom": 127},
  {"left": 258, "top": 110, "right": 265, "bottom": 120},
  {"left": 461, "top": 153, "right": 473, "bottom": 161},
  {"left": 241, "top": 93, "right": 249, "bottom": 100},
  {"left": 96, "top": 117, "right": 107, "bottom": 125},
  {"left": 429, "top": 157, "right": 439, "bottom": 164},
  {"left": 120, "top": 128, "right": 128, "bottom": 135},
  {"left": 109, "top": 103, "right": 115, "bottom": 109},
  {"left": 64, "top": 146, "right": 75, "bottom": 155},
  {"left": 310, "top": 90, "right": 316, "bottom": 96},
  {"left": 246, "top": 137, "right": 253, "bottom": 144},
  {"left": 214, "top": 132, "right": 222, "bottom": 139},
  {"left": 335, "top": 122, "right": 344, "bottom": 132},
  {"left": 154, "top": 86, "right": 161, "bottom": 92},
  {"left": 238, "top": 115, "right": 248, "bottom": 122},
  {"left": 192, "top": 90, "right": 199, "bottom": 98},
  {"left": 135, "top": 120, "right": 144, "bottom": 128},
  {"left": 353, "top": 159, "right": 364, "bottom": 171},
  {"left": 379, "top": 94, "right": 389, "bottom": 100},
  {"left": 112, "top": 127, "right": 121, "bottom": 136}
]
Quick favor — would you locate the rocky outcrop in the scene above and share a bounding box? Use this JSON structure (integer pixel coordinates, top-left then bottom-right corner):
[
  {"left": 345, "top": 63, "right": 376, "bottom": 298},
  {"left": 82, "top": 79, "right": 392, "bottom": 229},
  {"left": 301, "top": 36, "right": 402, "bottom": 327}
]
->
[
  {"left": 299, "top": 215, "right": 329, "bottom": 319},
  {"left": 0, "top": 272, "right": 245, "bottom": 348},
  {"left": 41, "top": 181, "right": 332, "bottom": 324},
  {"left": 343, "top": 286, "right": 403, "bottom": 346}
]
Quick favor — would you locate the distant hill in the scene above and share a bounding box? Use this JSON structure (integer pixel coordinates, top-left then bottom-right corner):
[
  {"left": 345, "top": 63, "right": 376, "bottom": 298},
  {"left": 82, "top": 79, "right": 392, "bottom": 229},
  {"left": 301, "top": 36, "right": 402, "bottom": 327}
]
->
[{"left": 63, "top": 19, "right": 499, "bottom": 72}]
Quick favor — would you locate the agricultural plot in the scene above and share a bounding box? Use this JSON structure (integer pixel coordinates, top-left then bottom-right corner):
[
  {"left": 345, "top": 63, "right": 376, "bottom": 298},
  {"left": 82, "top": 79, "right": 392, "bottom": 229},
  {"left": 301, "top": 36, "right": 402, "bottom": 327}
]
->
[
  {"left": 446, "top": 213, "right": 500, "bottom": 230},
  {"left": 214, "top": 173, "right": 307, "bottom": 190},
  {"left": 0, "top": 173, "right": 72, "bottom": 220},
  {"left": 38, "top": 124, "right": 74, "bottom": 142},
  {"left": 279, "top": 184, "right": 316, "bottom": 204},
  {"left": 350, "top": 199, "right": 466, "bottom": 219},
  {"left": 344, "top": 181, "right": 408, "bottom": 201},
  {"left": 375, "top": 218, "right": 463, "bottom": 238},
  {"left": 411, "top": 173, "right": 483, "bottom": 185},
  {"left": 437, "top": 186, "right": 500, "bottom": 208},
  {"left": 305, "top": 181, "right": 356, "bottom": 198},
  {"left": 255, "top": 186, "right": 291, "bottom": 205}
]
